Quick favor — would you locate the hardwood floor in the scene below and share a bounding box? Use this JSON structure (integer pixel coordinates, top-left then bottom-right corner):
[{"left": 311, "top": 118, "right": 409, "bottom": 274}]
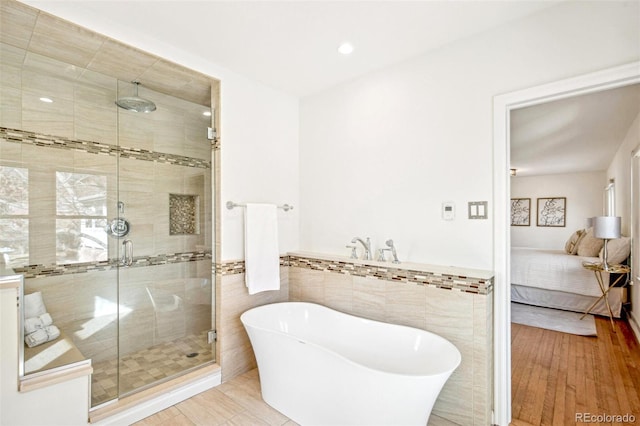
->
[{"left": 511, "top": 316, "right": 640, "bottom": 426}]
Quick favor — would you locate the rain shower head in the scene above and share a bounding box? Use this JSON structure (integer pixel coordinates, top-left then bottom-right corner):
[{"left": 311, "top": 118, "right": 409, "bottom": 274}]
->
[{"left": 115, "top": 81, "right": 156, "bottom": 113}]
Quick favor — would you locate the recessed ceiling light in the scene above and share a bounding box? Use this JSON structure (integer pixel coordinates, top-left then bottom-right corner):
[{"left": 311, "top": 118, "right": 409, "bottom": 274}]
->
[
  {"left": 39, "top": 97, "right": 53, "bottom": 103},
  {"left": 338, "top": 43, "right": 354, "bottom": 55},
  {"left": 202, "top": 111, "right": 212, "bottom": 117}
]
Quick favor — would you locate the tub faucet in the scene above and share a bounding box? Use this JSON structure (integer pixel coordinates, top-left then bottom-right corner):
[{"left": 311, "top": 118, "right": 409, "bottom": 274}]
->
[
  {"left": 351, "top": 237, "right": 371, "bottom": 260},
  {"left": 386, "top": 239, "right": 400, "bottom": 264}
]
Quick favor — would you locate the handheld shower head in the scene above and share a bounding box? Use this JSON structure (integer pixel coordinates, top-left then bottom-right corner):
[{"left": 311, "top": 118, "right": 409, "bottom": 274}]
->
[{"left": 385, "top": 240, "right": 400, "bottom": 264}]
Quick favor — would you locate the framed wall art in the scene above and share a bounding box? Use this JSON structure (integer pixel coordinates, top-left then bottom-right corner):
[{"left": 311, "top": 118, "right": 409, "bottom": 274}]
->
[
  {"left": 510, "top": 198, "right": 530, "bottom": 226},
  {"left": 537, "top": 197, "right": 566, "bottom": 227}
]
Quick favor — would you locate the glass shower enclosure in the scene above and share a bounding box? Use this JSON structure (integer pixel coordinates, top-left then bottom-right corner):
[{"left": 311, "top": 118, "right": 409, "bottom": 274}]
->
[{"left": 0, "top": 41, "right": 215, "bottom": 408}]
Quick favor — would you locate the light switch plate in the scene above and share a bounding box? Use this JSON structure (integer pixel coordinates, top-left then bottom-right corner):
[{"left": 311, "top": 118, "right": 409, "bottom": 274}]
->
[{"left": 468, "top": 201, "right": 488, "bottom": 219}]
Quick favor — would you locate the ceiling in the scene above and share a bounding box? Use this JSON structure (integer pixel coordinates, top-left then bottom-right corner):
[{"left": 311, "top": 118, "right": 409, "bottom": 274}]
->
[
  {"left": 12, "top": 1, "right": 636, "bottom": 175},
  {"left": 21, "top": 0, "right": 561, "bottom": 98},
  {"left": 511, "top": 84, "right": 640, "bottom": 177}
]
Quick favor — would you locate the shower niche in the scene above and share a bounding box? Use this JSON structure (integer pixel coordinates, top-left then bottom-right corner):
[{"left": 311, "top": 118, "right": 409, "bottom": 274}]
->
[
  {"left": 0, "top": 4, "right": 220, "bottom": 409},
  {"left": 169, "top": 194, "right": 200, "bottom": 235}
]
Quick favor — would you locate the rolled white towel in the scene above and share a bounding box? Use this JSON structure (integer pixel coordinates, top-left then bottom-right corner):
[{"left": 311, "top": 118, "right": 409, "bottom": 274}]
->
[
  {"left": 45, "top": 324, "right": 60, "bottom": 341},
  {"left": 24, "top": 325, "right": 60, "bottom": 348},
  {"left": 24, "top": 292, "right": 47, "bottom": 318},
  {"left": 24, "top": 313, "right": 54, "bottom": 334}
]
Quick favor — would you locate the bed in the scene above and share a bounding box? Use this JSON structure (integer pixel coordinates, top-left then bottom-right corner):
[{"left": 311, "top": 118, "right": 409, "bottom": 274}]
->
[{"left": 511, "top": 247, "right": 626, "bottom": 318}]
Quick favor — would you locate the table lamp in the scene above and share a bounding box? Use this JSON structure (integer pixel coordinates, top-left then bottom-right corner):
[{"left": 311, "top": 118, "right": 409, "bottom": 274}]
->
[{"left": 593, "top": 216, "right": 621, "bottom": 271}]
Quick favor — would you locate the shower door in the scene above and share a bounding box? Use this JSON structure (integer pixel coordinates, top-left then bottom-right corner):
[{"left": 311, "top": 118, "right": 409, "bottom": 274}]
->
[
  {"left": 90, "top": 81, "right": 215, "bottom": 406},
  {"left": 1, "top": 35, "right": 215, "bottom": 409}
]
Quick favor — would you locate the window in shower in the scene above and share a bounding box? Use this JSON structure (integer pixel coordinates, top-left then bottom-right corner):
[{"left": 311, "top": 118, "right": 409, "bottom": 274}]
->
[
  {"left": 55, "top": 171, "right": 108, "bottom": 264},
  {"left": 0, "top": 166, "right": 29, "bottom": 267}
]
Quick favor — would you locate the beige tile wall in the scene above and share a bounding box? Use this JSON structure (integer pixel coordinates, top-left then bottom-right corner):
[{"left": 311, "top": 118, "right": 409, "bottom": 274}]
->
[
  {"left": 288, "top": 266, "right": 492, "bottom": 425},
  {"left": 0, "top": 41, "right": 214, "bottom": 267},
  {"left": 218, "top": 267, "right": 289, "bottom": 382}
]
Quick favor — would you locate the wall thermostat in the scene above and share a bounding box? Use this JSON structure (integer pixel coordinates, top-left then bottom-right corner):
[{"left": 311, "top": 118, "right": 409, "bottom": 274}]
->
[{"left": 442, "top": 202, "right": 455, "bottom": 220}]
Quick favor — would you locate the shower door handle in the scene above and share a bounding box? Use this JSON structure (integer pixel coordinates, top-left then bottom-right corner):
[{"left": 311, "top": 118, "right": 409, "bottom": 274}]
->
[{"left": 121, "top": 239, "right": 133, "bottom": 267}]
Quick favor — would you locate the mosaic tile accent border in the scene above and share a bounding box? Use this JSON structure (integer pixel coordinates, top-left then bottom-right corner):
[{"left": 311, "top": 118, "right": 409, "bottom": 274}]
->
[
  {"left": 14, "top": 251, "right": 212, "bottom": 279},
  {"left": 214, "top": 257, "right": 289, "bottom": 275},
  {"left": 0, "top": 127, "right": 212, "bottom": 169},
  {"left": 218, "top": 255, "right": 493, "bottom": 295}
]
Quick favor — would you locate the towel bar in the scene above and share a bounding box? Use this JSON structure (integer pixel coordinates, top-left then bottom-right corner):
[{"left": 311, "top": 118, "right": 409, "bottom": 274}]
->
[{"left": 226, "top": 201, "right": 293, "bottom": 212}]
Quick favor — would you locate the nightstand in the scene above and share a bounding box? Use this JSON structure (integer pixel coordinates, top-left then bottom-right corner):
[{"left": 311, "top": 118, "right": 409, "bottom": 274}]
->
[{"left": 581, "top": 262, "right": 630, "bottom": 330}]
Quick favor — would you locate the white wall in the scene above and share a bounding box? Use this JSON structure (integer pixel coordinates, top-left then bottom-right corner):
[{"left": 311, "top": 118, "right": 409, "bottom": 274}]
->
[
  {"left": 607, "top": 111, "right": 640, "bottom": 236},
  {"left": 219, "top": 75, "right": 299, "bottom": 260},
  {"left": 510, "top": 172, "right": 605, "bottom": 249},
  {"left": 299, "top": 1, "right": 640, "bottom": 270}
]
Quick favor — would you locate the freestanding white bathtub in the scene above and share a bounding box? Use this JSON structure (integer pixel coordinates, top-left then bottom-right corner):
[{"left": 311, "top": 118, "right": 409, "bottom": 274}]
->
[{"left": 241, "top": 302, "right": 461, "bottom": 425}]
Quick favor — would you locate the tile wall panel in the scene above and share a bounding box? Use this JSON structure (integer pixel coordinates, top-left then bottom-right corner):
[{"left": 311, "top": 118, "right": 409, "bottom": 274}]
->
[
  {"left": 287, "top": 266, "right": 491, "bottom": 425},
  {"left": 0, "top": 1, "right": 38, "bottom": 50},
  {"left": 218, "top": 267, "right": 289, "bottom": 382}
]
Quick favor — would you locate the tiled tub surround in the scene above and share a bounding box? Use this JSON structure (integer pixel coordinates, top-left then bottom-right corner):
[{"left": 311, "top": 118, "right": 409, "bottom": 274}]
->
[
  {"left": 217, "top": 253, "right": 493, "bottom": 425},
  {"left": 217, "top": 267, "right": 289, "bottom": 383}
]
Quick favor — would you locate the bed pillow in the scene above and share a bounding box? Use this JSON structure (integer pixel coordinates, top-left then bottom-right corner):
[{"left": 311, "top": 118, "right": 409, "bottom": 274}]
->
[
  {"left": 564, "top": 229, "right": 585, "bottom": 254},
  {"left": 576, "top": 227, "right": 604, "bottom": 257},
  {"left": 599, "top": 236, "right": 631, "bottom": 265}
]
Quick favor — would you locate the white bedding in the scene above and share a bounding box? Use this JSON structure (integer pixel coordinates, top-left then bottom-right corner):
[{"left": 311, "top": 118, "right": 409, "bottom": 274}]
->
[{"left": 511, "top": 247, "right": 607, "bottom": 298}]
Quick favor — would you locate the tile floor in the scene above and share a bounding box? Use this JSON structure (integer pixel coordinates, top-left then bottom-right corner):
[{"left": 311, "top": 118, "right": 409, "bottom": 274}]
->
[
  {"left": 133, "top": 368, "right": 456, "bottom": 426},
  {"left": 92, "top": 332, "right": 213, "bottom": 407},
  {"left": 134, "top": 368, "right": 298, "bottom": 426}
]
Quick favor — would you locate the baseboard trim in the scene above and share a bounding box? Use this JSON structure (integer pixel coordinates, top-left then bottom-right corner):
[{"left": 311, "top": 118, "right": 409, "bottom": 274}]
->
[{"left": 91, "top": 364, "right": 221, "bottom": 425}]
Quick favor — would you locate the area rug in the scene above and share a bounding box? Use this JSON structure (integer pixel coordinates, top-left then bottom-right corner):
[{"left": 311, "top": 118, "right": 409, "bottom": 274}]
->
[{"left": 511, "top": 302, "right": 597, "bottom": 336}]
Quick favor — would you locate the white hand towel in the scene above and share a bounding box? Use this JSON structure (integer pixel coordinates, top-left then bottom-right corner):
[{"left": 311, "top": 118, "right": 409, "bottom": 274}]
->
[
  {"left": 24, "top": 313, "right": 54, "bottom": 334},
  {"left": 244, "top": 203, "right": 280, "bottom": 295},
  {"left": 24, "top": 325, "right": 60, "bottom": 348}
]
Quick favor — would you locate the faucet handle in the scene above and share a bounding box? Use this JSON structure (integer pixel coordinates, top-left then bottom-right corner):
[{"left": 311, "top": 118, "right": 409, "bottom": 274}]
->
[
  {"left": 377, "top": 248, "right": 391, "bottom": 262},
  {"left": 346, "top": 245, "right": 358, "bottom": 259}
]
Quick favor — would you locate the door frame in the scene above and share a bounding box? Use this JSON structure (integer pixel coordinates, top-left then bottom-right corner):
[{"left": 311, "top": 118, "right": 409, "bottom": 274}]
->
[
  {"left": 492, "top": 61, "right": 640, "bottom": 425},
  {"left": 631, "top": 146, "right": 640, "bottom": 339}
]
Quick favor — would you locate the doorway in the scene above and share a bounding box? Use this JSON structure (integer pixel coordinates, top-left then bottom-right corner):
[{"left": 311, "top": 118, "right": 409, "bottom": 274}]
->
[{"left": 492, "top": 62, "right": 640, "bottom": 425}]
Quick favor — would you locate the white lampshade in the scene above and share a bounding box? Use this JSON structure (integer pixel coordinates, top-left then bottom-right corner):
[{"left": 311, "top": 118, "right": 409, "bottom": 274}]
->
[{"left": 593, "top": 216, "right": 621, "bottom": 239}]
